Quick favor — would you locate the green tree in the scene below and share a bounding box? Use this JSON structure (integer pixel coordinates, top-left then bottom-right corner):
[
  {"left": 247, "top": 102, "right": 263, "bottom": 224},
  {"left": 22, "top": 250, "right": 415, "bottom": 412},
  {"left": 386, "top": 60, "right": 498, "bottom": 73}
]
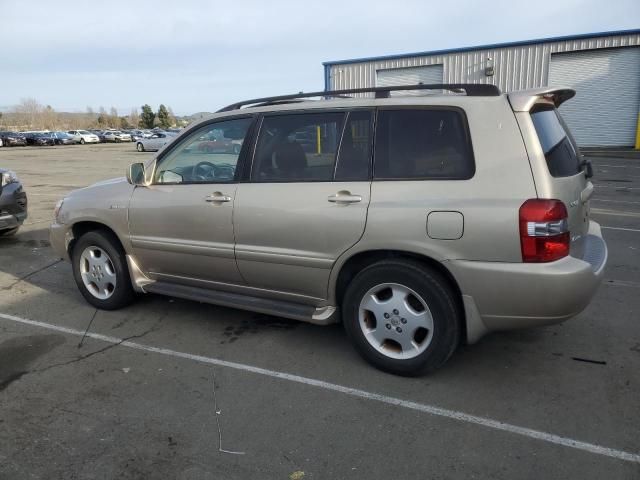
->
[
  {"left": 157, "top": 104, "right": 171, "bottom": 128},
  {"left": 139, "top": 104, "right": 155, "bottom": 129}
]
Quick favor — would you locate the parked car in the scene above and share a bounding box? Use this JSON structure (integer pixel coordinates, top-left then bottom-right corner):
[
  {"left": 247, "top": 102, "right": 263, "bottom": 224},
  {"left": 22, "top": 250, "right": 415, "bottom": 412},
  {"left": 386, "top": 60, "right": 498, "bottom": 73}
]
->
[
  {"left": 103, "top": 131, "right": 132, "bottom": 143},
  {"left": 50, "top": 132, "right": 78, "bottom": 145},
  {"left": 49, "top": 84, "right": 607, "bottom": 375},
  {"left": 135, "top": 131, "right": 176, "bottom": 152},
  {"left": 25, "top": 132, "right": 55, "bottom": 146},
  {"left": 68, "top": 130, "right": 100, "bottom": 144},
  {"left": 0, "top": 131, "right": 28, "bottom": 147},
  {"left": 127, "top": 130, "right": 146, "bottom": 142},
  {"left": 0, "top": 168, "right": 27, "bottom": 236}
]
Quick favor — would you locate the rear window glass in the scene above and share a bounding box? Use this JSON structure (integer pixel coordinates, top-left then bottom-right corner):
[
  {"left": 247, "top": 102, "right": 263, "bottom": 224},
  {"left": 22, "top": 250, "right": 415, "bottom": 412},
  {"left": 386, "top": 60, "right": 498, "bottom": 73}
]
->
[
  {"left": 530, "top": 107, "right": 581, "bottom": 177},
  {"left": 374, "top": 109, "right": 474, "bottom": 180}
]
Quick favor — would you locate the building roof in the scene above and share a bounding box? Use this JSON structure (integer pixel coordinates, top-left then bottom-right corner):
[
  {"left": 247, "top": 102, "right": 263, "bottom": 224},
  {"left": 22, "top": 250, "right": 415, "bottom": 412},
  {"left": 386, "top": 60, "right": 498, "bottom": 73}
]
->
[{"left": 322, "top": 28, "right": 640, "bottom": 66}]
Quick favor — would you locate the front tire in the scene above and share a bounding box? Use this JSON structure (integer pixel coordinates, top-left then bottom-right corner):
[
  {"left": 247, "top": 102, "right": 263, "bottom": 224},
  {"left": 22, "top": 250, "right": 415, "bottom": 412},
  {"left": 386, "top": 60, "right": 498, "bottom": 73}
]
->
[
  {"left": 71, "top": 230, "right": 135, "bottom": 310},
  {"left": 80, "top": 138, "right": 85, "bottom": 145},
  {"left": 342, "top": 259, "right": 461, "bottom": 376},
  {"left": 136, "top": 142, "right": 145, "bottom": 152}
]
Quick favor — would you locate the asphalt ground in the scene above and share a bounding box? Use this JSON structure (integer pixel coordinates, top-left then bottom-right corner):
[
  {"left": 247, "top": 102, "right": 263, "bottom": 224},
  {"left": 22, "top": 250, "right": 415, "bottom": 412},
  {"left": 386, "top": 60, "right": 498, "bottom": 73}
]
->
[{"left": 0, "top": 144, "right": 638, "bottom": 479}]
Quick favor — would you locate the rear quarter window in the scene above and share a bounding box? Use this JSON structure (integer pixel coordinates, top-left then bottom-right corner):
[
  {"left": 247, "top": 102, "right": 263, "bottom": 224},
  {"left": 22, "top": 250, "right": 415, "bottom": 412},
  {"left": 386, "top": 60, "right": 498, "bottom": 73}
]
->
[
  {"left": 374, "top": 109, "right": 474, "bottom": 180},
  {"left": 530, "top": 107, "right": 581, "bottom": 177}
]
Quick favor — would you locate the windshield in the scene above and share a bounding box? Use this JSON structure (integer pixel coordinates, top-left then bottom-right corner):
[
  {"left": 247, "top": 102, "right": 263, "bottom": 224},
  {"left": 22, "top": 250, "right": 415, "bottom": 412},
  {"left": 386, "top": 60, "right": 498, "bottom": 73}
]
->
[{"left": 79, "top": 130, "right": 91, "bottom": 135}]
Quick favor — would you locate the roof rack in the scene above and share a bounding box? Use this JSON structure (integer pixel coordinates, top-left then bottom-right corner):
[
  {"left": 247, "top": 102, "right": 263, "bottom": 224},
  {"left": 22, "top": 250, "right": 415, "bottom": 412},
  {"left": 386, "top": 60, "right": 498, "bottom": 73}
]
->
[{"left": 217, "top": 83, "right": 502, "bottom": 112}]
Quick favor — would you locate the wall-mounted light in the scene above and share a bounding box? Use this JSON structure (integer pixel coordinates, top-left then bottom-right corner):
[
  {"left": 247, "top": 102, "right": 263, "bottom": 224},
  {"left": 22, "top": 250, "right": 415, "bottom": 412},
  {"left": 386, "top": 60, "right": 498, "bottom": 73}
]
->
[{"left": 485, "top": 57, "right": 495, "bottom": 77}]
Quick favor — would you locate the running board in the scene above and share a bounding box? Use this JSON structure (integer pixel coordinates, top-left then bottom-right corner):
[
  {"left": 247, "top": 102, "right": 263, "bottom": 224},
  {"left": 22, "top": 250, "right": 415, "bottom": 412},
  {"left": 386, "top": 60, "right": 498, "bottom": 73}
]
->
[{"left": 144, "top": 281, "right": 338, "bottom": 325}]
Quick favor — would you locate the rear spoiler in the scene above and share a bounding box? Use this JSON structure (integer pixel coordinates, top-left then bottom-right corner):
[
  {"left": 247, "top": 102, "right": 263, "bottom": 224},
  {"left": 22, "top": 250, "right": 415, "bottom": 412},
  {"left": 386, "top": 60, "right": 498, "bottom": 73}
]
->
[{"left": 508, "top": 87, "right": 576, "bottom": 112}]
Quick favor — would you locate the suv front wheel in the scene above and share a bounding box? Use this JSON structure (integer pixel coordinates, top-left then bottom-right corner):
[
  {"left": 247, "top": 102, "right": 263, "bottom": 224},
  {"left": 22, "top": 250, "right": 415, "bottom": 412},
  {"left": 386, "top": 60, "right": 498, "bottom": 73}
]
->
[
  {"left": 72, "top": 230, "right": 135, "bottom": 310},
  {"left": 342, "top": 259, "right": 461, "bottom": 376}
]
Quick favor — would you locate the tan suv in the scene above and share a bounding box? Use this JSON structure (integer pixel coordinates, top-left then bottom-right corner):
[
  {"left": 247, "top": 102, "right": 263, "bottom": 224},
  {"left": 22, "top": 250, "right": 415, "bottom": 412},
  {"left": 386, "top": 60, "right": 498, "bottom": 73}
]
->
[{"left": 50, "top": 84, "right": 607, "bottom": 375}]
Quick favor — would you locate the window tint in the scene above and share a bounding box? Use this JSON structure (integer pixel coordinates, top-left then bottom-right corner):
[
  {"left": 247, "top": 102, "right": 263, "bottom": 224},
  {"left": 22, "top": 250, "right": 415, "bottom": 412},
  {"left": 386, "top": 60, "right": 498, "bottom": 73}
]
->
[
  {"left": 530, "top": 107, "right": 581, "bottom": 177},
  {"left": 252, "top": 112, "right": 345, "bottom": 182},
  {"left": 154, "top": 117, "right": 252, "bottom": 184},
  {"left": 374, "top": 109, "right": 474, "bottom": 180},
  {"left": 335, "top": 110, "right": 372, "bottom": 181}
]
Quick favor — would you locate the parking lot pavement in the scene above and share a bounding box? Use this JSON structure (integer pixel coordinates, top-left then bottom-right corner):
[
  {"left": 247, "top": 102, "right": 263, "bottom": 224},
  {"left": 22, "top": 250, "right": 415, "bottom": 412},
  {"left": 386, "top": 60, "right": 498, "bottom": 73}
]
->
[{"left": 1, "top": 145, "right": 639, "bottom": 479}]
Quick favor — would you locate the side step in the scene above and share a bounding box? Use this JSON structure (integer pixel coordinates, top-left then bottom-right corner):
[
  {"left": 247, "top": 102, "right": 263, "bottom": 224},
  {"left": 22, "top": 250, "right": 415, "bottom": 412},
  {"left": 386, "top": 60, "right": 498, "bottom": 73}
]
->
[{"left": 145, "top": 281, "right": 336, "bottom": 325}]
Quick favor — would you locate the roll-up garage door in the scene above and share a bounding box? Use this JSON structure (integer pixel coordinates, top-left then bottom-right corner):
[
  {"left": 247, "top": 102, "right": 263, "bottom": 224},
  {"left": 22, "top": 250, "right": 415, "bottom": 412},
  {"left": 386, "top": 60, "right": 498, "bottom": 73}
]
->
[
  {"left": 376, "top": 65, "right": 443, "bottom": 95},
  {"left": 548, "top": 47, "right": 640, "bottom": 147}
]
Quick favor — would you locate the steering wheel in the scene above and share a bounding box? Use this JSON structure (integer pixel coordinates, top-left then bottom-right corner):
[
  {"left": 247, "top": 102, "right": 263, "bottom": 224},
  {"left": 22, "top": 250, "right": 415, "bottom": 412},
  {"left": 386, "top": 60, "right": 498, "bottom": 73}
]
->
[{"left": 192, "top": 161, "right": 220, "bottom": 181}]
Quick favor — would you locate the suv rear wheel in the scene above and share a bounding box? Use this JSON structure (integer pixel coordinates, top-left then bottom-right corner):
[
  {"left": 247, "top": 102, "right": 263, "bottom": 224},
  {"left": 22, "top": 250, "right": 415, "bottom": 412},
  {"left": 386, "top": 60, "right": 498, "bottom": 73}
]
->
[
  {"left": 342, "top": 259, "right": 460, "bottom": 376},
  {"left": 71, "top": 230, "right": 135, "bottom": 310}
]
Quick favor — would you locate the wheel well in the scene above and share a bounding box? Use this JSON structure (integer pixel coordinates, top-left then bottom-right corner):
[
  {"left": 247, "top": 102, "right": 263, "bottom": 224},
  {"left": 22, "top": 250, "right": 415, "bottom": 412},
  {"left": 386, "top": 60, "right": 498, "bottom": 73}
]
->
[
  {"left": 335, "top": 250, "right": 466, "bottom": 341},
  {"left": 68, "top": 221, "right": 125, "bottom": 257}
]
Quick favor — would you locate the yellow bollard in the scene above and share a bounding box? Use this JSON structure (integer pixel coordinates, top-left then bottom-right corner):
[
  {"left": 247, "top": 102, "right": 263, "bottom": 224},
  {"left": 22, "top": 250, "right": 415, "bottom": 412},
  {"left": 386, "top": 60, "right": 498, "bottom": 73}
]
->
[
  {"left": 635, "top": 113, "right": 640, "bottom": 150},
  {"left": 316, "top": 125, "right": 322, "bottom": 154}
]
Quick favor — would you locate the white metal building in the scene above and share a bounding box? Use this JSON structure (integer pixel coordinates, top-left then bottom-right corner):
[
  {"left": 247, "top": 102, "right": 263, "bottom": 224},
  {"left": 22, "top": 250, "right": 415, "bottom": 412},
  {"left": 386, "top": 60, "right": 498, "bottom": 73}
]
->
[{"left": 323, "top": 29, "right": 640, "bottom": 147}]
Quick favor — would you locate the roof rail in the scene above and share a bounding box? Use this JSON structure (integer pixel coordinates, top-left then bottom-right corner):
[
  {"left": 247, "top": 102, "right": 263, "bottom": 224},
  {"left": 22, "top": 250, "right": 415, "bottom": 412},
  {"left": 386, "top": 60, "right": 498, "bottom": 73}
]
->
[{"left": 217, "top": 83, "right": 502, "bottom": 112}]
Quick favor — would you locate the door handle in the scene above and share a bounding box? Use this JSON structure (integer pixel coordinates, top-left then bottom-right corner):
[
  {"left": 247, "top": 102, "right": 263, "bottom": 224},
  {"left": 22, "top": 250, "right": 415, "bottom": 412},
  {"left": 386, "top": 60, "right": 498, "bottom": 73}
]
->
[
  {"left": 328, "top": 191, "right": 362, "bottom": 204},
  {"left": 204, "top": 192, "right": 232, "bottom": 203}
]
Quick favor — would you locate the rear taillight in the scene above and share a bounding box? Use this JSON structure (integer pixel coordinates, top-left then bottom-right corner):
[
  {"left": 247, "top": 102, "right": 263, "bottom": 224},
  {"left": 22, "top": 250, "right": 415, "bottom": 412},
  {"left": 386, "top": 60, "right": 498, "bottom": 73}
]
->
[{"left": 519, "top": 199, "right": 570, "bottom": 263}]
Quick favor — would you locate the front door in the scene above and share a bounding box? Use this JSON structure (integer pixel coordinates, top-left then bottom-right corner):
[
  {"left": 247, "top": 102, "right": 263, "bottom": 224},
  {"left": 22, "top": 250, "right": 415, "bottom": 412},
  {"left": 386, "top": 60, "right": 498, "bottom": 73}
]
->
[
  {"left": 128, "top": 116, "right": 255, "bottom": 287},
  {"left": 234, "top": 110, "right": 373, "bottom": 302}
]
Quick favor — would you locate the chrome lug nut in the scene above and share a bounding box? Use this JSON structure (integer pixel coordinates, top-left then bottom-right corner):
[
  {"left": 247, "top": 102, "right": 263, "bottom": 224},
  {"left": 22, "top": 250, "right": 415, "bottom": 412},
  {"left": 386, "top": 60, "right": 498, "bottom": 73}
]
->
[
  {"left": 401, "top": 318, "right": 407, "bottom": 324},
  {"left": 396, "top": 327, "right": 402, "bottom": 333},
  {"left": 386, "top": 323, "right": 392, "bottom": 329},
  {"left": 384, "top": 313, "right": 390, "bottom": 319},
  {"left": 393, "top": 309, "right": 399, "bottom": 315}
]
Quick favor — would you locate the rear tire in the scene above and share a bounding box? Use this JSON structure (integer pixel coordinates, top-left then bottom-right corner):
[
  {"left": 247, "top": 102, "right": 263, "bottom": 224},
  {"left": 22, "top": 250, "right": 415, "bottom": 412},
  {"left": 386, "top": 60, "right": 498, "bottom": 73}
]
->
[
  {"left": 342, "top": 259, "right": 461, "bottom": 376},
  {"left": 71, "top": 230, "right": 135, "bottom": 310},
  {"left": 136, "top": 142, "right": 145, "bottom": 152},
  {"left": 0, "top": 227, "right": 19, "bottom": 237}
]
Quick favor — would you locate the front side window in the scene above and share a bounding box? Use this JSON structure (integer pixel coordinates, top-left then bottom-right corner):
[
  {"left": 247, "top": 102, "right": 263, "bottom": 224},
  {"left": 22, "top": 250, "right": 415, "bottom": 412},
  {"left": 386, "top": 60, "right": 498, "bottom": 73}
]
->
[
  {"left": 530, "top": 107, "right": 581, "bottom": 177},
  {"left": 252, "top": 112, "right": 345, "bottom": 182},
  {"left": 154, "top": 117, "right": 253, "bottom": 184},
  {"left": 374, "top": 109, "right": 474, "bottom": 180}
]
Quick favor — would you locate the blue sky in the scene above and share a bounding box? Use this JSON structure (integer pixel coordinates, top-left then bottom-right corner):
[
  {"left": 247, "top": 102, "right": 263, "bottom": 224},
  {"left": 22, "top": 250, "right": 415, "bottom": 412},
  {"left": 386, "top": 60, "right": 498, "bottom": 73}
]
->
[{"left": 0, "top": 0, "right": 638, "bottom": 115}]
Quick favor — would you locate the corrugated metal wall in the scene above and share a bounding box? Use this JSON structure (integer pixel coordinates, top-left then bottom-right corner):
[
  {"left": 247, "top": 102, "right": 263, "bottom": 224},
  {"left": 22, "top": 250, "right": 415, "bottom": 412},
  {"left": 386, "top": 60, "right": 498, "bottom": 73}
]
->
[
  {"left": 549, "top": 47, "right": 640, "bottom": 146},
  {"left": 328, "top": 32, "right": 640, "bottom": 95}
]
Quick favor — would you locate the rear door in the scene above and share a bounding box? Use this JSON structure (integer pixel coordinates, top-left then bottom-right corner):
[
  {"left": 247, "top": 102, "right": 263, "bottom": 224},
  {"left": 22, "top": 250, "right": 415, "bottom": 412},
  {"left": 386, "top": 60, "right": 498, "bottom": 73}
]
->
[
  {"left": 528, "top": 106, "right": 591, "bottom": 244},
  {"left": 233, "top": 109, "right": 373, "bottom": 302}
]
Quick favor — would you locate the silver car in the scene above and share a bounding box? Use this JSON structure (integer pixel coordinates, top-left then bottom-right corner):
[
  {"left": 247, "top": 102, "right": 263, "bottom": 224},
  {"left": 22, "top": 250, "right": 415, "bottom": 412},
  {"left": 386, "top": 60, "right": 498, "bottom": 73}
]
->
[
  {"left": 136, "top": 132, "right": 176, "bottom": 152},
  {"left": 50, "top": 84, "right": 607, "bottom": 375}
]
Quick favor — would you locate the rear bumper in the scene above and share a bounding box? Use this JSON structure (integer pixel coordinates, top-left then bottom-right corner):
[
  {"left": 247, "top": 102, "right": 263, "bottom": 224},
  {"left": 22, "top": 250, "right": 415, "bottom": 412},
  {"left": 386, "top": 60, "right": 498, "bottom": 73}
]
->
[{"left": 449, "top": 221, "right": 607, "bottom": 342}]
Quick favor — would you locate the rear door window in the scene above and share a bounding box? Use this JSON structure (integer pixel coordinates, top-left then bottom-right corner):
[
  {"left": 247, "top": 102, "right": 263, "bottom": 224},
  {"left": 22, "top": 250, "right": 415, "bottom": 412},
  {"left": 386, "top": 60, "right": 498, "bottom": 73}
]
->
[
  {"left": 530, "top": 107, "right": 581, "bottom": 177},
  {"left": 251, "top": 112, "right": 345, "bottom": 182},
  {"left": 374, "top": 109, "right": 474, "bottom": 180}
]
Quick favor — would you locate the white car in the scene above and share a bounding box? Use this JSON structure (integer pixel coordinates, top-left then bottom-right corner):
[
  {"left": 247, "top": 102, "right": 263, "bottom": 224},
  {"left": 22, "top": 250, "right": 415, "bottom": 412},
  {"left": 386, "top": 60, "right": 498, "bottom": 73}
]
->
[
  {"left": 67, "top": 130, "right": 100, "bottom": 145},
  {"left": 136, "top": 132, "right": 177, "bottom": 152},
  {"left": 103, "top": 131, "right": 132, "bottom": 143}
]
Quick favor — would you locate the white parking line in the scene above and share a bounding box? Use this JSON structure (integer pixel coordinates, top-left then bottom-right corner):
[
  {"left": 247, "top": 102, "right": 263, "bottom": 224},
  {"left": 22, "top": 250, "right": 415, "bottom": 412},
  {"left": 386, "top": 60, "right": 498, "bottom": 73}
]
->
[
  {"left": 602, "top": 226, "right": 640, "bottom": 233},
  {"left": 1, "top": 312, "right": 639, "bottom": 464},
  {"left": 592, "top": 199, "right": 640, "bottom": 206},
  {"left": 591, "top": 209, "right": 640, "bottom": 218},
  {"left": 593, "top": 164, "right": 640, "bottom": 169}
]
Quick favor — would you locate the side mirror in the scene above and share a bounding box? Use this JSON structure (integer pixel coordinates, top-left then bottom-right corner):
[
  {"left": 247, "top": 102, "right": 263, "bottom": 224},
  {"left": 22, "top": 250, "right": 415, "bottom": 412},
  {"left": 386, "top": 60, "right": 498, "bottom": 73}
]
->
[{"left": 127, "top": 163, "right": 146, "bottom": 186}]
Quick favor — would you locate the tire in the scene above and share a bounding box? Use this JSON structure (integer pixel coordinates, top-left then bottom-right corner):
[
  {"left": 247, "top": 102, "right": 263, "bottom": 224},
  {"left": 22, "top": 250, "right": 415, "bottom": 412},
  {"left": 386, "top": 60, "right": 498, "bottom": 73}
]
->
[
  {"left": 342, "top": 259, "right": 461, "bottom": 376},
  {"left": 0, "top": 227, "right": 19, "bottom": 237},
  {"left": 136, "top": 142, "right": 145, "bottom": 152},
  {"left": 80, "top": 138, "right": 85, "bottom": 145},
  {"left": 71, "top": 230, "right": 135, "bottom": 310}
]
